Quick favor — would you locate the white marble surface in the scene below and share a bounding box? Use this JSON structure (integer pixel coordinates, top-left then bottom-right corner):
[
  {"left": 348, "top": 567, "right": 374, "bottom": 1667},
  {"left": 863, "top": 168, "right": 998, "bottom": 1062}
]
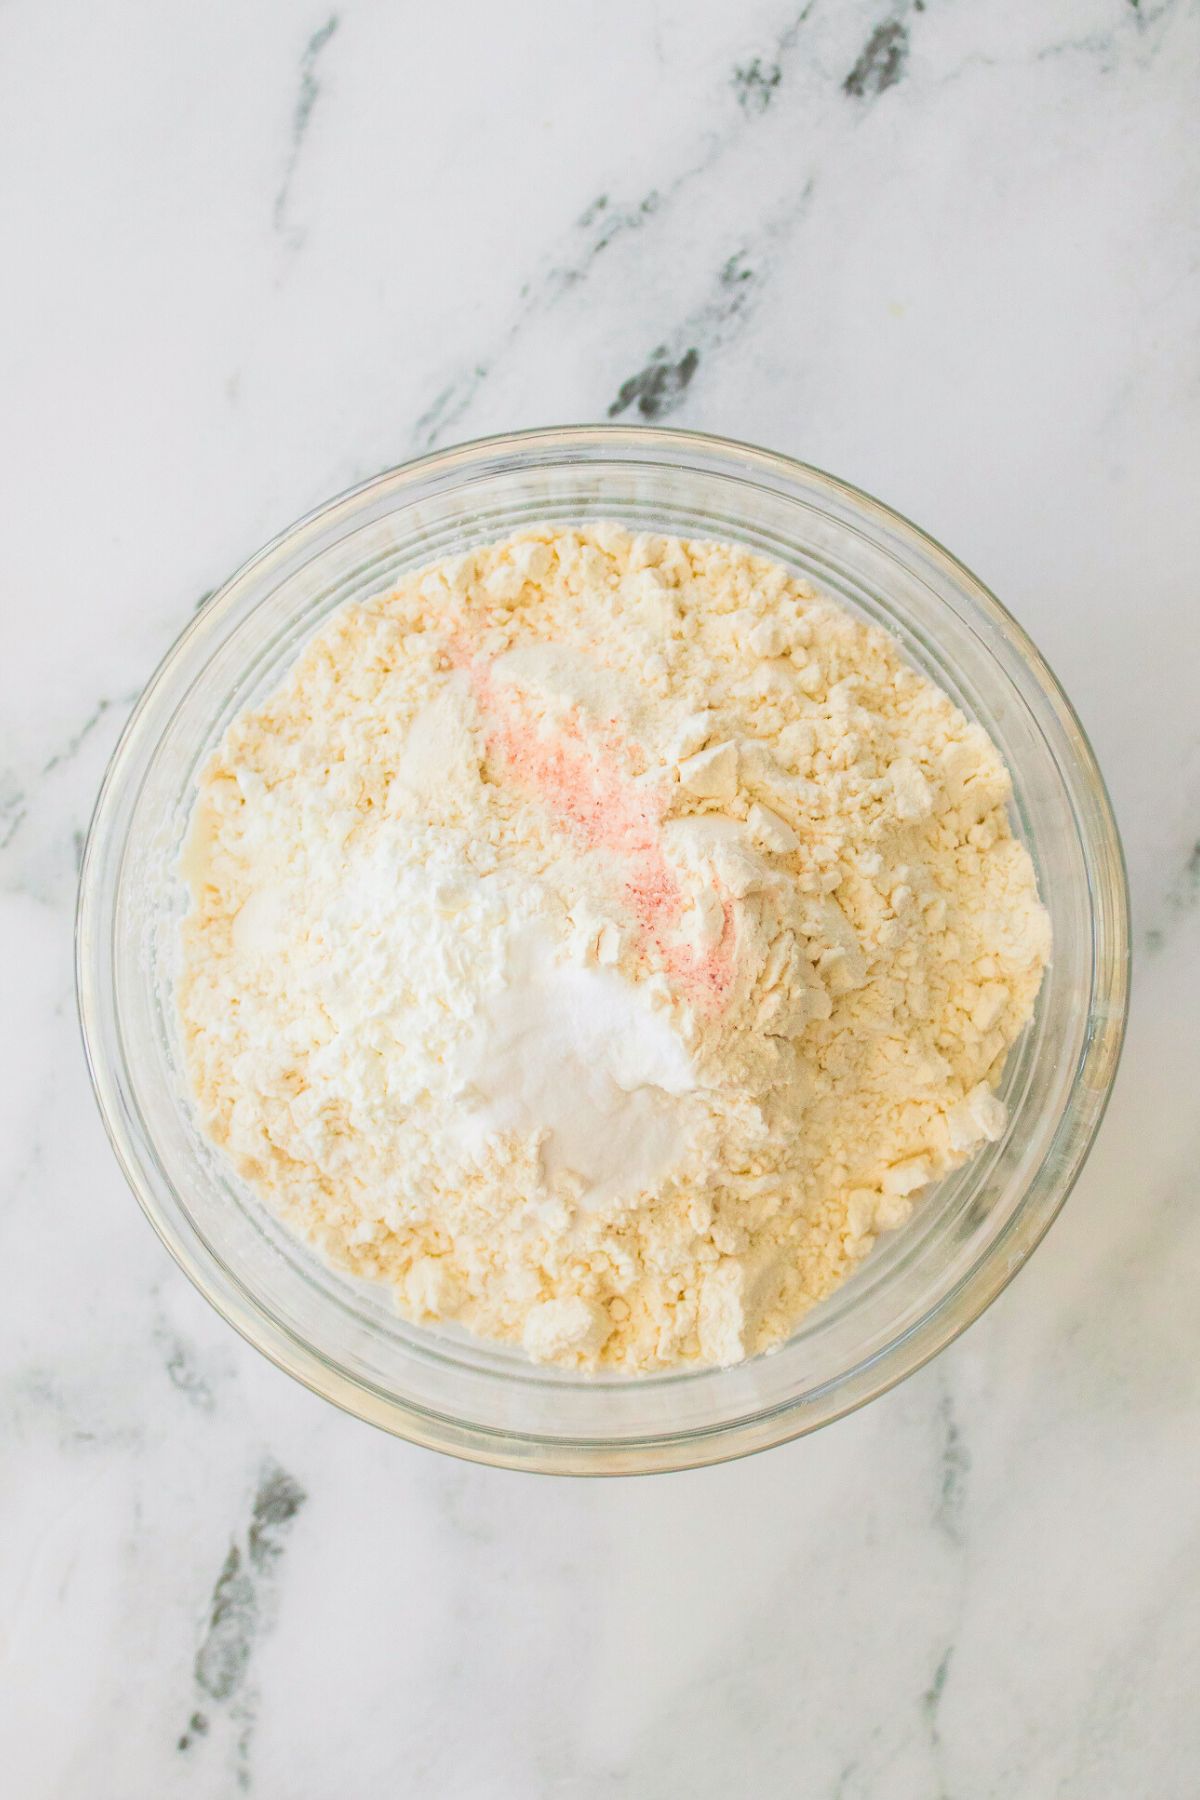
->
[{"left": 3, "top": 0, "right": 1199, "bottom": 1793}]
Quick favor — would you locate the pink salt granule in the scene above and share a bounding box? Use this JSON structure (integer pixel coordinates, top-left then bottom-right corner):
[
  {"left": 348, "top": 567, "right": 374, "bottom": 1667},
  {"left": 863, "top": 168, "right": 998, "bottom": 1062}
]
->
[{"left": 461, "top": 655, "right": 734, "bottom": 1005}]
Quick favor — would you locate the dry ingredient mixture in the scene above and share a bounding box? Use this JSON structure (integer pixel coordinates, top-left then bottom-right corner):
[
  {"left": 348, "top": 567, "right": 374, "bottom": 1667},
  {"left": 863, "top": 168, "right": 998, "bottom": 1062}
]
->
[{"left": 180, "top": 526, "right": 1050, "bottom": 1371}]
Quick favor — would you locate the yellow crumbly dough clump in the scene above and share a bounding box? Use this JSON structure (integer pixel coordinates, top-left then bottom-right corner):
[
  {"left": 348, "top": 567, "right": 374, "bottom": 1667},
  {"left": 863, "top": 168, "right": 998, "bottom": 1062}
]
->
[{"left": 179, "top": 526, "right": 1050, "bottom": 1371}]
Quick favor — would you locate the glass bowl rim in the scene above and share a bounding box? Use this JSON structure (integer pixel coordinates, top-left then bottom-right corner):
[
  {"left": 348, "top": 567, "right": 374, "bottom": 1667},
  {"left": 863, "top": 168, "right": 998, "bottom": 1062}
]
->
[{"left": 76, "top": 423, "right": 1131, "bottom": 1474}]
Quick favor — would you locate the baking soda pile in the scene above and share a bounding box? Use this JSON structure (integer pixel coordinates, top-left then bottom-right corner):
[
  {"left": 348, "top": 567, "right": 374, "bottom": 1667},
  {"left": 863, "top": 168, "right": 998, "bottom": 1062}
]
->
[{"left": 180, "top": 526, "right": 1049, "bottom": 1371}]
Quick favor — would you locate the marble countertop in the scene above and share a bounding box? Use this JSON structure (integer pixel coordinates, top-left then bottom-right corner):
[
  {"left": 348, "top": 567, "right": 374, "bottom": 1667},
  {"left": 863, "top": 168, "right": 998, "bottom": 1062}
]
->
[{"left": 3, "top": 1, "right": 1199, "bottom": 1793}]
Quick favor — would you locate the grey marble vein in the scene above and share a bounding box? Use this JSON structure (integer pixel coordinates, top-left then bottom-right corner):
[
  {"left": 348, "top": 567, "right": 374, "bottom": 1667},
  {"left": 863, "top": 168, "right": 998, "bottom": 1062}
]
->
[
  {"left": 153, "top": 1318, "right": 217, "bottom": 1413},
  {"left": 843, "top": 14, "right": 912, "bottom": 100},
  {"left": 41, "top": 692, "right": 134, "bottom": 776},
  {"left": 273, "top": 14, "right": 339, "bottom": 240},
  {"left": 731, "top": 56, "right": 783, "bottom": 115},
  {"left": 0, "top": 680, "right": 137, "bottom": 878},
  {"left": 608, "top": 343, "right": 701, "bottom": 421},
  {"left": 183, "top": 1465, "right": 308, "bottom": 1790},
  {"left": 1144, "top": 836, "right": 1200, "bottom": 952},
  {"left": 933, "top": 1376, "right": 969, "bottom": 1546},
  {"left": 412, "top": 2, "right": 825, "bottom": 452},
  {"left": 921, "top": 1646, "right": 953, "bottom": 1800},
  {"left": 0, "top": 783, "right": 27, "bottom": 851},
  {"left": 606, "top": 188, "right": 814, "bottom": 423},
  {"left": 730, "top": 1, "right": 818, "bottom": 113}
]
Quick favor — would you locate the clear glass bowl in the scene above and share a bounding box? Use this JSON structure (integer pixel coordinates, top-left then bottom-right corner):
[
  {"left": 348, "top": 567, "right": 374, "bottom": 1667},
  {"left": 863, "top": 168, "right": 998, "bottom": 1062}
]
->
[{"left": 77, "top": 426, "right": 1129, "bottom": 1474}]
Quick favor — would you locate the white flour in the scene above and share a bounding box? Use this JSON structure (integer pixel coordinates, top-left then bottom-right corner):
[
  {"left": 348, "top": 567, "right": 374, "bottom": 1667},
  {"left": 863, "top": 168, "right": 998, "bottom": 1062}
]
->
[{"left": 179, "top": 525, "right": 1050, "bottom": 1371}]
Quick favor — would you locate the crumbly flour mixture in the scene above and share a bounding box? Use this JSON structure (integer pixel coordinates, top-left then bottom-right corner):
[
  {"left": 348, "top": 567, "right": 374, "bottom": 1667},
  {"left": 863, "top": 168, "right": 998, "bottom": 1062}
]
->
[{"left": 180, "top": 526, "right": 1049, "bottom": 1371}]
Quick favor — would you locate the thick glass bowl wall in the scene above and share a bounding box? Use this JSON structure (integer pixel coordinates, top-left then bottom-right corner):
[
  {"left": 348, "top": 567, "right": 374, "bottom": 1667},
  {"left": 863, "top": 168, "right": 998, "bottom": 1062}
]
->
[{"left": 78, "top": 427, "right": 1129, "bottom": 1473}]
